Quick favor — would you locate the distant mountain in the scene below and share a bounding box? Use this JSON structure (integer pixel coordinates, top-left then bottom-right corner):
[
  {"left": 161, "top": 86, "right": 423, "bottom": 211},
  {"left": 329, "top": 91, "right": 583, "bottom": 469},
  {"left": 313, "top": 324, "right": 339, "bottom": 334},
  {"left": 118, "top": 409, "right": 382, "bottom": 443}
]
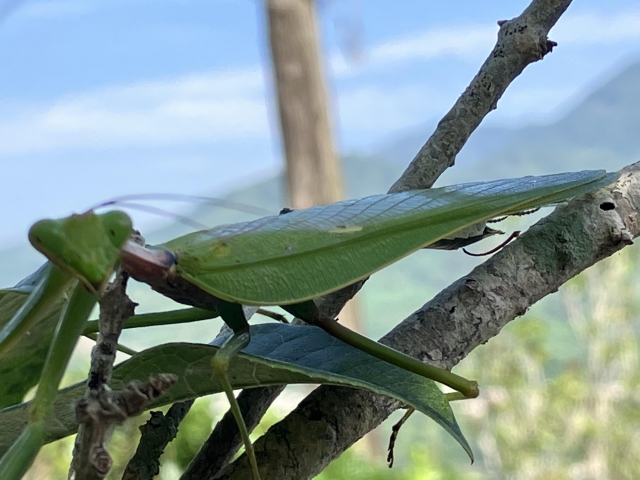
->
[{"left": 379, "top": 60, "right": 640, "bottom": 184}]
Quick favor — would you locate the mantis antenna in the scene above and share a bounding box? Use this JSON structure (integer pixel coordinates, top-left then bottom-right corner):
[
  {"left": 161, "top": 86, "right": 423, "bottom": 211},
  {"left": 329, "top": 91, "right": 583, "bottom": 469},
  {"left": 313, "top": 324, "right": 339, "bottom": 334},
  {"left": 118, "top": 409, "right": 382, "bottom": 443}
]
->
[
  {"left": 89, "top": 193, "right": 276, "bottom": 233},
  {"left": 94, "top": 193, "right": 273, "bottom": 216}
]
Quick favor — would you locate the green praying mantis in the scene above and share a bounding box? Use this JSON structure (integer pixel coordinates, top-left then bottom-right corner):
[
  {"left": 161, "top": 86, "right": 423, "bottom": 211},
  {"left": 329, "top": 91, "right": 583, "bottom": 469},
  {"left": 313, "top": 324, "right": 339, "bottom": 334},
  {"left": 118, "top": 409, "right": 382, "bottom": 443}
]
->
[{"left": 0, "top": 169, "right": 617, "bottom": 480}]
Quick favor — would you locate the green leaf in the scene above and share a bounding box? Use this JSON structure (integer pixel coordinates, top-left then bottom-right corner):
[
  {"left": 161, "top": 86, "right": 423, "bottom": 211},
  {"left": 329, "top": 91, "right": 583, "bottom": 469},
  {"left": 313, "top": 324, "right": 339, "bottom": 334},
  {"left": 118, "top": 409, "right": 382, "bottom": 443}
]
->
[
  {"left": 168, "top": 170, "right": 617, "bottom": 305},
  {"left": 0, "top": 323, "right": 472, "bottom": 459},
  {"left": 0, "top": 265, "right": 65, "bottom": 408}
]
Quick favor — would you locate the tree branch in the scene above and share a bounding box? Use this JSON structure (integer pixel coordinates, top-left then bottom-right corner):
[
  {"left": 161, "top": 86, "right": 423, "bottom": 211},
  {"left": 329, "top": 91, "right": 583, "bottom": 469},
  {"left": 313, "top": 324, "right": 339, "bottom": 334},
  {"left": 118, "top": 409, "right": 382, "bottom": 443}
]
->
[
  {"left": 123, "top": 399, "right": 195, "bottom": 480},
  {"left": 215, "top": 162, "right": 639, "bottom": 479},
  {"left": 388, "top": 0, "right": 572, "bottom": 193},
  {"left": 71, "top": 273, "right": 177, "bottom": 480},
  {"left": 180, "top": 387, "right": 284, "bottom": 480},
  {"left": 321, "top": 0, "right": 573, "bottom": 316},
  {"left": 70, "top": 272, "right": 135, "bottom": 479}
]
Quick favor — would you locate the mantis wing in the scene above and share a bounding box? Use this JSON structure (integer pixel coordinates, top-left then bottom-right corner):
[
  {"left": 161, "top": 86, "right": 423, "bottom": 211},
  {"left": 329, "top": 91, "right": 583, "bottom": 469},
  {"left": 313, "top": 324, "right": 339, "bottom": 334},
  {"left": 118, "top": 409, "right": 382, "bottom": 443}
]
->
[{"left": 165, "top": 170, "right": 616, "bottom": 306}]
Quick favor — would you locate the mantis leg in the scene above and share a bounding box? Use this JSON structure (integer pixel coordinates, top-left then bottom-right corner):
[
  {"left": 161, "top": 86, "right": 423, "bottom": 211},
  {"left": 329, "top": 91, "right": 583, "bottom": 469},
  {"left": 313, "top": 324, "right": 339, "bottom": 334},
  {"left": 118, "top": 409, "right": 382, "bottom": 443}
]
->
[
  {"left": 0, "top": 264, "right": 73, "bottom": 357},
  {"left": 283, "top": 301, "right": 479, "bottom": 398},
  {"left": 213, "top": 300, "right": 261, "bottom": 480},
  {"left": 0, "top": 275, "right": 98, "bottom": 480},
  {"left": 0, "top": 421, "right": 46, "bottom": 480}
]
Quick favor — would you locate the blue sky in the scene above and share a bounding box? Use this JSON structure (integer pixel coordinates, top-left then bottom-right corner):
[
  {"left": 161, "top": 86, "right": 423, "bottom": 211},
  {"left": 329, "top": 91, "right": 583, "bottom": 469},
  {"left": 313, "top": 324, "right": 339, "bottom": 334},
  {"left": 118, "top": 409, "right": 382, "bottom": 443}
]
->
[{"left": 1, "top": 0, "right": 640, "bottom": 249}]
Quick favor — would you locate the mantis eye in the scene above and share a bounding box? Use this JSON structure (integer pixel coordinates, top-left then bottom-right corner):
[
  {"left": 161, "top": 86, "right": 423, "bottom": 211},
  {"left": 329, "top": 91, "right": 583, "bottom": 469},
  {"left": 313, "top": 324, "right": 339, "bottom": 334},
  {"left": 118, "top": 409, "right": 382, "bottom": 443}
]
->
[
  {"left": 101, "top": 211, "right": 133, "bottom": 249},
  {"left": 28, "top": 219, "right": 63, "bottom": 254}
]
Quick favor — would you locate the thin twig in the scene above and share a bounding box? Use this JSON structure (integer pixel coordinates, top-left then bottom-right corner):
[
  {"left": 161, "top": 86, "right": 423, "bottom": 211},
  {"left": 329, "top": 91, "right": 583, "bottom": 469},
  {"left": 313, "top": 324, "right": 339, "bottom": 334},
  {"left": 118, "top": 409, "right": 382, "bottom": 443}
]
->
[
  {"left": 386, "top": 408, "right": 414, "bottom": 468},
  {"left": 256, "top": 308, "right": 289, "bottom": 323},
  {"left": 387, "top": 393, "right": 468, "bottom": 467},
  {"left": 70, "top": 271, "right": 178, "bottom": 479},
  {"left": 73, "top": 374, "right": 178, "bottom": 479},
  {"left": 388, "top": 2, "right": 567, "bottom": 193},
  {"left": 70, "top": 271, "right": 136, "bottom": 480},
  {"left": 463, "top": 231, "right": 520, "bottom": 256},
  {"left": 122, "top": 399, "right": 195, "bottom": 480}
]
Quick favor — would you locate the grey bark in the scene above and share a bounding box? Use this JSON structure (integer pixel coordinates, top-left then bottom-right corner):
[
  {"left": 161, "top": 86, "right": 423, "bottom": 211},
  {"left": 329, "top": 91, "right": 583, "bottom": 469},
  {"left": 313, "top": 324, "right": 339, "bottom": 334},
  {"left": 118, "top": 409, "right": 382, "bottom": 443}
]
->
[
  {"left": 389, "top": 0, "right": 571, "bottom": 193},
  {"left": 71, "top": 272, "right": 136, "bottom": 480},
  {"left": 320, "top": 0, "right": 573, "bottom": 323}
]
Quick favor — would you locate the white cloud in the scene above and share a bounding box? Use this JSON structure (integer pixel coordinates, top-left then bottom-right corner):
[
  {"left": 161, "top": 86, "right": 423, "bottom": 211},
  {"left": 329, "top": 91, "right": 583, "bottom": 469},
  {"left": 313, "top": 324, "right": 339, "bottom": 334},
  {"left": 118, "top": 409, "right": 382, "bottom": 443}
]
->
[
  {"left": 331, "top": 7, "right": 640, "bottom": 77},
  {"left": 0, "top": 68, "right": 269, "bottom": 154},
  {"left": 368, "top": 25, "right": 495, "bottom": 64},
  {"left": 331, "top": 25, "right": 495, "bottom": 77},
  {"left": 3, "top": 6, "right": 640, "bottom": 155},
  {"left": 337, "top": 84, "right": 451, "bottom": 134}
]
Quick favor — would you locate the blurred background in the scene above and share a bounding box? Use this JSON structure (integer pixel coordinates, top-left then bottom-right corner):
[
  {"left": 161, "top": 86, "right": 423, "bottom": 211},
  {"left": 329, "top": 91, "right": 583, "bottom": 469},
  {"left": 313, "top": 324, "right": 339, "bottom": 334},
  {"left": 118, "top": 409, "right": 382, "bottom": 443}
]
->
[{"left": 1, "top": 0, "right": 640, "bottom": 478}]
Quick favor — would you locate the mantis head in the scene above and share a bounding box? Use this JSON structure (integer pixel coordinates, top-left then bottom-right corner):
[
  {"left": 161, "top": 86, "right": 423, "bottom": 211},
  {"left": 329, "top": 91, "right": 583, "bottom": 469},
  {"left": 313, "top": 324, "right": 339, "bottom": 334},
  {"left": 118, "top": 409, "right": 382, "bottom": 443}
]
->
[{"left": 28, "top": 210, "right": 133, "bottom": 293}]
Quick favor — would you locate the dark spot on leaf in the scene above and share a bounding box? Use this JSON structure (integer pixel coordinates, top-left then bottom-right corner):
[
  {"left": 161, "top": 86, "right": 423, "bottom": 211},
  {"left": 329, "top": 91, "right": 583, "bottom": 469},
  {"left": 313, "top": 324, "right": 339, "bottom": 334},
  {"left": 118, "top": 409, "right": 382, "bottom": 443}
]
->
[
  {"left": 449, "top": 306, "right": 456, "bottom": 314},
  {"left": 110, "top": 229, "right": 115, "bottom": 236},
  {"left": 600, "top": 202, "right": 615, "bottom": 211}
]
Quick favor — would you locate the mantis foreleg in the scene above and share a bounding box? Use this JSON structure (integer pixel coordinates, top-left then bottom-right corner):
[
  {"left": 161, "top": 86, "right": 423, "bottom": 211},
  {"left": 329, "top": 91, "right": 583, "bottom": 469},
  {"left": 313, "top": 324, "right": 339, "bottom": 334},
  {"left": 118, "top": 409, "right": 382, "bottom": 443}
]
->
[
  {"left": 0, "top": 264, "right": 73, "bottom": 357},
  {"left": 0, "top": 273, "right": 98, "bottom": 480},
  {"left": 213, "top": 300, "right": 261, "bottom": 480}
]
